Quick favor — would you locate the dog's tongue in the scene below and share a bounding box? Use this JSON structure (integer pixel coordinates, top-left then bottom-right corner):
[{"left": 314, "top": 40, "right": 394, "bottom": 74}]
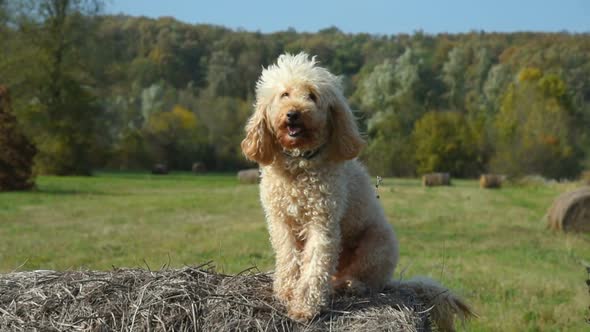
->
[{"left": 288, "top": 125, "right": 302, "bottom": 136}]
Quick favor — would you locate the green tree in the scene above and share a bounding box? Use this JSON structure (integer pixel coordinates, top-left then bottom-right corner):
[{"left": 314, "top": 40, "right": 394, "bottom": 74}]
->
[
  {"left": 412, "top": 111, "right": 482, "bottom": 177},
  {"left": 0, "top": 2, "right": 22, "bottom": 81},
  {"left": 195, "top": 96, "right": 252, "bottom": 170},
  {"left": 359, "top": 59, "right": 397, "bottom": 115},
  {"left": 6, "top": 12, "right": 589, "bottom": 174},
  {"left": 364, "top": 110, "right": 416, "bottom": 176},
  {"left": 0, "top": 0, "right": 7, "bottom": 26},
  {"left": 464, "top": 47, "right": 494, "bottom": 113},
  {"left": 358, "top": 48, "right": 426, "bottom": 176},
  {"left": 442, "top": 45, "right": 469, "bottom": 110},
  {"left": 482, "top": 64, "right": 513, "bottom": 116},
  {"left": 142, "top": 105, "right": 200, "bottom": 169},
  {"left": 491, "top": 68, "right": 581, "bottom": 179},
  {"left": 205, "top": 49, "right": 239, "bottom": 98},
  {"left": 15, "top": 0, "right": 104, "bottom": 175}
]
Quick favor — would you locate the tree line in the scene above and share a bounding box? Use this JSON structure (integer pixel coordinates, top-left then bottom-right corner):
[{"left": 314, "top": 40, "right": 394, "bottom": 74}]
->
[{"left": 1, "top": 0, "right": 589, "bottom": 181}]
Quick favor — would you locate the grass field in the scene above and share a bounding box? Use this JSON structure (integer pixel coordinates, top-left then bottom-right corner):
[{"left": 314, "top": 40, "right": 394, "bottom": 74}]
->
[{"left": 1, "top": 172, "right": 589, "bottom": 331}]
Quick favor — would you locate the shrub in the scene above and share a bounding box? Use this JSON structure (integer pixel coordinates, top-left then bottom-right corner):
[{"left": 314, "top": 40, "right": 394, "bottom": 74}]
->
[
  {"left": 412, "top": 111, "right": 483, "bottom": 177},
  {"left": 491, "top": 69, "right": 581, "bottom": 179},
  {"left": 0, "top": 85, "right": 36, "bottom": 191}
]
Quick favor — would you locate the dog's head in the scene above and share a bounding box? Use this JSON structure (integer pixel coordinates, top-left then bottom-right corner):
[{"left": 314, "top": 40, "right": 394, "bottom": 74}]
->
[{"left": 241, "top": 53, "right": 365, "bottom": 165}]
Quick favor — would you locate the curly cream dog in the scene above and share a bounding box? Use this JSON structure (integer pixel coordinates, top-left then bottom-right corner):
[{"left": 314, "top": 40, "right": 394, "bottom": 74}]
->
[{"left": 242, "top": 53, "right": 473, "bottom": 330}]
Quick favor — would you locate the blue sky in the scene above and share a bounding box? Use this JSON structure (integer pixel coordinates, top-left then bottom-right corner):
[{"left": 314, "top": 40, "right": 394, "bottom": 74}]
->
[{"left": 107, "top": 0, "right": 589, "bottom": 35}]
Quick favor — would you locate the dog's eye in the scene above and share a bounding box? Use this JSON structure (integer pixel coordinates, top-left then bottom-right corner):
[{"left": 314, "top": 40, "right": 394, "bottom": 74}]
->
[
  {"left": 281, "top": 92, "right": 289, "bottom": 98},
  {"left": 308, "top": 92, "right": 317, "bottom": 102}
]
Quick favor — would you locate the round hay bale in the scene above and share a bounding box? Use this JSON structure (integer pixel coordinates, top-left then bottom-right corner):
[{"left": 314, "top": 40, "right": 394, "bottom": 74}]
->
[
  {"left": 192, "top": 162, "right": 207, "bottom": 174},
  {"left": 422, "top": 173, "right": 451, "bottom": 187},
  {"left": 546, "top": 187, "right": 590, "bottom": 232},
  {"left": 0, "top": 265, "right": 431, "bottom": 332},
  {"left": 581, "top": 170, "right": 590, "bottom": 185},
  {"left": 151, "top": 163, "right": 168, "bottom": 175},
  {"left": 237, "top": 168, "right": 260, "bottom": 184},
  {"left": 479, "top": 174, "right": 503, "bottom": 189}
]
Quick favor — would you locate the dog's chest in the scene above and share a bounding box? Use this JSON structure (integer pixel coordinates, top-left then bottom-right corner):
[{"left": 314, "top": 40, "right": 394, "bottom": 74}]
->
[{"left": 261, "top": 168, "right": 341, "bottom": 230}]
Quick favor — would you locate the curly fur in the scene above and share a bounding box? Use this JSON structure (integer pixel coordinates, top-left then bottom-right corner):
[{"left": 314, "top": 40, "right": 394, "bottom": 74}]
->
[{"left": 241, "top": 53, "right": 474, "bottom": 330}]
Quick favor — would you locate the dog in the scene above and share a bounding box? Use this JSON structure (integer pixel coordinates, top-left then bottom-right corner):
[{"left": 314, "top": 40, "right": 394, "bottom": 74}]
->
[{"left": 241, "top": 53, "right": 473, "bottom": 330}]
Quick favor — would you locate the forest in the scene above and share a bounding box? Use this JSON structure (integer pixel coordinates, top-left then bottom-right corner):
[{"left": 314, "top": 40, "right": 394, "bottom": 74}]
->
[{"left": 2, "top": 0, "right": 590, "bottom": 179}]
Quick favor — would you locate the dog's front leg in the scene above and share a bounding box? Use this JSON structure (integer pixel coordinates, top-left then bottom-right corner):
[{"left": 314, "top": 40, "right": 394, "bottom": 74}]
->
[
  {"left": 288, "top": 216, "right": 341, "bottom": 321},
  {"left": 267, "top": 217, "right": 301, "bottom": 304}
]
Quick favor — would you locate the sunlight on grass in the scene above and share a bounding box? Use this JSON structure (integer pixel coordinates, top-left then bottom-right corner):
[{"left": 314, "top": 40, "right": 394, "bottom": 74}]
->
[{"left": 1, "top": 173, "right": 589, "bottom": 331}]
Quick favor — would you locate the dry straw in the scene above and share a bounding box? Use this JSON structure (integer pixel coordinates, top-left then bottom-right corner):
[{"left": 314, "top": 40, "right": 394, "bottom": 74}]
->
[
  {"left": 0, "top": 263, "right": 432, "bottom": 331},
  {"left": 546, "top": 187, "right": 590, "bottom": 233},
  {"left": 479, "top": 174, "right": 503, "bottom": 189},
  {"left": 422, "top": 173, "right": 451, "bottom": 187},
  {"left": 237, "top": 168, "right": 260, "bottom": 184}
]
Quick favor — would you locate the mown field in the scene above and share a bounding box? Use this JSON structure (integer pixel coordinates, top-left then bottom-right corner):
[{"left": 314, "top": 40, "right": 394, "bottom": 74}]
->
[{"left": 0, "top": 173, "right": 589, "bottom": 331}]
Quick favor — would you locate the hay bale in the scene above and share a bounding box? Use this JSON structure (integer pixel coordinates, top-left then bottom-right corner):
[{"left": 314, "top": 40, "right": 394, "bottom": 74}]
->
[
  {"left": 479, "top": 174, "right": 503, "bottom": 189},
  {"left": 192, "top": 162, "right": 207, "bottom": 174},
  {"left": 422, "top": 173, "right": 451, "bottom": 187},
  {"left": 238, "top": 168, "right": 260, "bottom": 184},
  {"left": 546, "top": 187, "right": 590, "bottom": 232},
  {"left": 151, "top": 164, "right": 168, "bottom": 175},
  {"left": 0, "top": 265, "right": 431, "bottom": 331},
  {"left": 581, "top": 170, "right": 590, "bottom": 185}
]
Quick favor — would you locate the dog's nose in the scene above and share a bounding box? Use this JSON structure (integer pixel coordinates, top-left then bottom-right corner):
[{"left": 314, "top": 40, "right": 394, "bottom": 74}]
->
[{"left": 286, "top": 110, "right": 300, "bottom": 121}]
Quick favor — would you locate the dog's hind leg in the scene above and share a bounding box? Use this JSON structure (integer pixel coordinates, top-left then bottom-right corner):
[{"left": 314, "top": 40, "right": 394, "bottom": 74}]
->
[{"left": 333, "top": 222, "right": 399, "bottom": 293}]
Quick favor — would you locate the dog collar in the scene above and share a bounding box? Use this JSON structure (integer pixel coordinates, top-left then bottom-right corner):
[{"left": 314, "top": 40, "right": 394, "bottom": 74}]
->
[{"left": 282, "top": 145, "right": 325, "bottom": 160}]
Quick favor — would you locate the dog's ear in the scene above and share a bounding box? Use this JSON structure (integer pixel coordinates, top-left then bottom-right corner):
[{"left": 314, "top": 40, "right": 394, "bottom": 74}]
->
[
  {"left": 241, "top": 101, "right": 277, "bottom": 165},
  {"left": 327, "top": 92, "right": 365, "bottom": 162}
]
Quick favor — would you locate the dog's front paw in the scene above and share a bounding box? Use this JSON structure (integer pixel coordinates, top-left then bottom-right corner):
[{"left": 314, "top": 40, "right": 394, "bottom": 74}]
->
[
  {"left": 287, "top": 305, "right": 317, "bottom": 322},
  {"left": 332, "top": 276, "right": 367, "bottom": 295}
]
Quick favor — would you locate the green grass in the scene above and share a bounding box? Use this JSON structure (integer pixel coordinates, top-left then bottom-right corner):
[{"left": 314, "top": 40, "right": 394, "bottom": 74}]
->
[{"left": 1, "top": 173, "right": 589, "bottom": 331}]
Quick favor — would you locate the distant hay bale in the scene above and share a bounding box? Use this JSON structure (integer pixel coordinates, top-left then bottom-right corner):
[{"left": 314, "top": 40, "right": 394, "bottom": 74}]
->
[
  {"left": 151, "top": 164, "right": 168, "bottom": 175},
  {"left": 192, "top": 162, "right": 207, "bottom": 174},
  {"left": 479, "top": 174, "right": 503, "bottom": 189},
  {"left": 546, "top": 187, "right": 590, "bottom": 233},
  {"left": 581, "top": 171, "right": 590, "bottom": 185},
  {"left": 0, "top": 265, "right": 431, "bottom": 331},
  {"left": 238, "top": 168, "right": 260, "bottom": 184},
  {"left": 422, "top": 173, "right": 451, "bottom": 187}
]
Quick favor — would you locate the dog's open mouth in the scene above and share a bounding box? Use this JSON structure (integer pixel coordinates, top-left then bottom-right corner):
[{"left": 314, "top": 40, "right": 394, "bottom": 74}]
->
[{"left": 287, "top": 124, "right": 304, "bottom": 137}]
